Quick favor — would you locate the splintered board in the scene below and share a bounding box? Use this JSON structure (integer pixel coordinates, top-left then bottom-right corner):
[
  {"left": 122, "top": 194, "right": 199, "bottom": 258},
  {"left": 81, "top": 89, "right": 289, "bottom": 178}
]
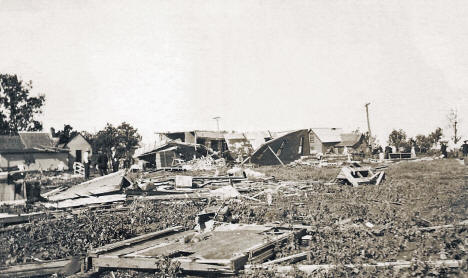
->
[
  {"left": 47, "top": 171, "right": 126, "bottom": 201},
  {"left": 88, "top": 224, "right": 304, "bottom": 275}
]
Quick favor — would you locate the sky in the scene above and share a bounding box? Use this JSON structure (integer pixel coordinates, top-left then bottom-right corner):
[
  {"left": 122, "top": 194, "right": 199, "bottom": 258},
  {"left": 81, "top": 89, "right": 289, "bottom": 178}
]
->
[{"left": 0, "top": 0, "right": 467, "bottom": 147}]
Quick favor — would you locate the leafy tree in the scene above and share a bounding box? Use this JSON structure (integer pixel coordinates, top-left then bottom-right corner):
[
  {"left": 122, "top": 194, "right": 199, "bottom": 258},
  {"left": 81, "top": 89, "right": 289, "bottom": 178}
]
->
[
  {"left": 428, "top": 127, "right": 443, "bottom": 148},
  {"left": 94, "top": 123, "right": 119, "bottom": 156},
  {"left": 116, "top": 122, "right": 142, "bottom": 159},
  {"left": 388, "top": 129, "right": 407, "bottom": 150},
  {"left": 81, "top": 131, "right": 95, "bottom": 144},
  {"left": 93, "top": 122, "right": 141, "bottom": 159},
  {"left": 0, "top": 74, "right": 45, "bottom": 135},
  {"left": 414, "top": 134, "right": 432, "bottom": 153},
  {"left": 54, "top": 124, "right": 79, "bottom": 144}
]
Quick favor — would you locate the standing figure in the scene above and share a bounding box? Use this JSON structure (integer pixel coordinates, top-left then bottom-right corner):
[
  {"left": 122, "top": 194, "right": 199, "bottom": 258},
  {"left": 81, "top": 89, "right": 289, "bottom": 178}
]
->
[
  {"left": 97, "top": 150, "right": 109, "bottom": 176},
  {"left": 440, "top": 142, "right": 448, "bottom": 158},
  {"left": 462, "top": 140, "right": 468, "bottom": 157},
  {"left": 111, "top": 147, "right": 119, "bottom": 172},
  {"left": 83, "top": 150, "right": 91, "bottom": 179}
]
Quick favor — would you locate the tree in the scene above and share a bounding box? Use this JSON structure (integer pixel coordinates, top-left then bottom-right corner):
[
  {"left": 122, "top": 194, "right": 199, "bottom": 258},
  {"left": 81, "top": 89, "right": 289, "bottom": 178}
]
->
[
  {"left": 94, "top": 123, "right": 119, "bottom": 156},
  {"left": 447, "top": 109, "right": 461, "bottom": 144},
  {"left": 93, "top": 122, "right": 141, "bottom": 159},
  {"left": 414, "top": 134, "right": 432, "bottom": 153},
  {"left": 116, "top": 122, "right": 142, "bottom": 159},
  {"left": 0, "top": 74, "right": 45, "bottom": 135},
  {"left": 428, "top": 127, "right": 443, "bottom": 148},
  {"left": 54, "top": 124, "right": 79, "bottom": 144},
  {"left": 388, "top": 129, "right": 407, "bottom": 150}
]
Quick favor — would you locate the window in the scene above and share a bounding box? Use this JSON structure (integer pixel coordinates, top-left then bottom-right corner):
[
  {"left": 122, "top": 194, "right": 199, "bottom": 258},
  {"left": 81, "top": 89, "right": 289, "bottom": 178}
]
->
[
  {"left": 298, "top": 137, "right": 304, "bottom": 154},
  {"left": 276, "top": 140, "right": 286, "bottom": 156},
  {"left": 309, "top": 133, "right": 315, "bottom": 143}
]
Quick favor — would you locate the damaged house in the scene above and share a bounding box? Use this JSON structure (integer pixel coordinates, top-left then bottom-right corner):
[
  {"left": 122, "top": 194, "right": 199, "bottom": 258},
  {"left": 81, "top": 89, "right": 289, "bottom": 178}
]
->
[
  {"left": 309, "top": 128, "right": 367, "bottom": 154},
  {"left": 0, "top": 132, "right": 69, "bottom": 171},
  {"left": 137, "top": 141, "right": 213, "bottom": 168},
  {"left": 156, "top": 130, "right": 228, "bottom": 153},
  {"left": 250, "top": 129, "right": 310, "bottom": 166}
]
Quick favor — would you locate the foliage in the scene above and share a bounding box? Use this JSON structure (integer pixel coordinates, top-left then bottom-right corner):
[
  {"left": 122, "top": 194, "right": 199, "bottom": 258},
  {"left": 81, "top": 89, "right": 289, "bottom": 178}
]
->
[
  {"left": 93, "top": 122, "right": 142, "bottom": 159},
  {"left": 0, "top": 74, "right": 45, "bottom": 135},
  {"left": 428, "top": 127, "right": 443, "bottom": 147},
  {"left": 388, "top": 129, "right": 408, "bottom": 151},
  {"left": 0, "top": 200, "right": 206, "bottom": 265},
  {"left": 53, "top": 124, "right": 79, "bottom": 145},
  {"left": 116, "top": 122, "right": 142, "bottom": 158}
]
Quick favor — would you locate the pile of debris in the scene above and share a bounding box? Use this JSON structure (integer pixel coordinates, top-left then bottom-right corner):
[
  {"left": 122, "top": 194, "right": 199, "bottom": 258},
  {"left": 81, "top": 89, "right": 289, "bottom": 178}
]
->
[
  {"left": 181, "top": 156, "right": 226, "bottom": 171},
  {"left": 336, "top": 163, "right": 385, "bottom": 186}
]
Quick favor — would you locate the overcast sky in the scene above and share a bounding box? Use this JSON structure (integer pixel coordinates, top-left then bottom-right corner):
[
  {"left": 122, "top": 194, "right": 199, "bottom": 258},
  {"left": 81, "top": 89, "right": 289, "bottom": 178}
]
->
[{"left": 1, "top": 0, "right": 467, "bottom": 146}]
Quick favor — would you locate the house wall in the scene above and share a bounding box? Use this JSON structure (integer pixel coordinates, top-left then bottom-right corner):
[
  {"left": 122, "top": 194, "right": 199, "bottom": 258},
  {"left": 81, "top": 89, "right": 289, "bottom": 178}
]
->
[
  {"left": 155, "top": 150, "right": 177, "bottom": 168},
  {"left": 0, "top": 152, "right": 69, "bottom": 171},
  {"left": 66, "top": 135, "right": 92, "bottom": 167},
  {"left": 184, "top": 132, "right": 196, "bottom": 144},
  {"left": 309, "top": 131, "right": 324, "bottom": 153}
]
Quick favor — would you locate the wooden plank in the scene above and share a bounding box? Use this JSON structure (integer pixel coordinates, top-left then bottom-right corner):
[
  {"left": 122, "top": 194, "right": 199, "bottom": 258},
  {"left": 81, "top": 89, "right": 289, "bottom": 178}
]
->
[
  {"left": 268, "top": 146, "right": 285, "bottom": 166},
  {"left": 375, "top": 171, "right": 385, "bottom": 185},
  {"left": 245, "top": 260, "right": 463, "bottom": 274},
  {"left": 262, "top": 251, "right": 310, "bottom": 265},
  {"left": 89, "top": 226, "right": 183, "bottom": 256},
  {"left": 44, "top": 194, "right": 126, "bottom": 209},
  {"left": 419, "top": 220, "right": 468, "bottom": 232},
  {"left": 48, "top": 171, "right": 125, "bottom": 201},
  {"left": 0, "top": 212, "right": 45, "bottom": 225},
  {"left": 92, "top": 256, "right": 162, "bottom": 269},
  {"left": 136, "top": 193, "right": 211, "bottom": 201},
  {"left": 0, "top": 259, "right": 71, "bottom": 278}
]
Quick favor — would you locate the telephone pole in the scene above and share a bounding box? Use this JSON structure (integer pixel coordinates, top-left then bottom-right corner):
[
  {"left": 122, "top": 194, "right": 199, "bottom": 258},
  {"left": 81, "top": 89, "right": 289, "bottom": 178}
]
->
[
  {"left": 365, "top": 103, "right": 373, "bottom": 149},
  {"left": 213, "top": 116, "right": 221, "bottom": 152}
]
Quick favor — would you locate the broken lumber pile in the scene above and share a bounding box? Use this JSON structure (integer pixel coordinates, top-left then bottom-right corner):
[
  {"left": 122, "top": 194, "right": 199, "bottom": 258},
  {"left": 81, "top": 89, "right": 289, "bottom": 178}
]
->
[
  {"left": 336, "top": 164, "right": 385, "bottom": 187},
  {"left": 85, "top": 224, "right": 305, "bottom": 275}
]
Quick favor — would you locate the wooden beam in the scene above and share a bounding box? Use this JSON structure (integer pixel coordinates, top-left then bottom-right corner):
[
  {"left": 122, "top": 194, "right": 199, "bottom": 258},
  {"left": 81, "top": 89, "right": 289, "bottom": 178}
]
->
[
  {"left": 0, "top": 259, "right": 71, "bottom": 278},
  {"left": 263, "top": 251, "right": 310, "bottom": 265},
  {"left": 268, "top": 146, "right": 284, "bottom": 166},
  {"left": 89, "top": 226, "right": 183, "bottom": 256},
  {"left": 245, "top": 260, "right": 463, "bottom": 274}
]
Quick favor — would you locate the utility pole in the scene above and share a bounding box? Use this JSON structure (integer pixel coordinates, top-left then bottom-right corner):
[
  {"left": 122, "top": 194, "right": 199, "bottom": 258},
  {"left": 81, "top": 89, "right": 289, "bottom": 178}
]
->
[
  {"left": 213, "top": 116, "right": 221, "bottom": 152},
  {"left": 365, "top": 103, "right": 373, "bottom": 150}
]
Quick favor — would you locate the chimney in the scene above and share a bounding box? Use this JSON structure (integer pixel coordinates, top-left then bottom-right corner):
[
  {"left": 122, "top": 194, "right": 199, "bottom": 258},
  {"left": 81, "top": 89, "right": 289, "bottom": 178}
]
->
[{"left": 50, "top": 127, "right": 56, "bottom": 137}]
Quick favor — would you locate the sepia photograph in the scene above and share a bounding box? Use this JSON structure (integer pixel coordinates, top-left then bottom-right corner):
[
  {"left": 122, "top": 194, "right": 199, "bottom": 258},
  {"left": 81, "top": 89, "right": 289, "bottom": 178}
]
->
[{"left": 0, "top": 0, "right": 467, "bottom": 277}]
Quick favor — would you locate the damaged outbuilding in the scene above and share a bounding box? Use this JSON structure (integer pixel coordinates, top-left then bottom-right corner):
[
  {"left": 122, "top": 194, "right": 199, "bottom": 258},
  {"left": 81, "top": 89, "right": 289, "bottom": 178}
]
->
[{"left": 248, "top": 129, "right": 310, "bottom": 166}]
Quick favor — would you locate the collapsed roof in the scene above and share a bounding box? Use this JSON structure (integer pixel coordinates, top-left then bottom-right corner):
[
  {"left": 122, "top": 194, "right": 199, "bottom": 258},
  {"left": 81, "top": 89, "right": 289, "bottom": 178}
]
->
[{"left": 250, "top": 129, "right": 310, "bottom": 166}]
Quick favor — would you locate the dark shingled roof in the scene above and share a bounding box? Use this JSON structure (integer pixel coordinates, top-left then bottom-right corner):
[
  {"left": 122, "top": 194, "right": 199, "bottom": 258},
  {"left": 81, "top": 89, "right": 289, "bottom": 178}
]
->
[
  {"left": 0, "top": 136, "right": 25, "bottom": 151},
  {"left": 0, "top": 132, "right": 67, "bottom": 153},
  {"left": 336, "top": 133, "right": 364, "bottom": 147},
  {"left": 18, "top": 132, "right": 54, "bottom": 149}
]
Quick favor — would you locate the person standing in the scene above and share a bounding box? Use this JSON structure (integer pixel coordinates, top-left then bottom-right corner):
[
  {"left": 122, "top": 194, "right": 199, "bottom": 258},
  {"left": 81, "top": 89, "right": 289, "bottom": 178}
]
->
[
  {"left": 83, "top": 150, "right": 91, "bottom": 179},
  {"left": 97, "top": 150, "right": 108, "bottom": 176},
  {"left": 462, "top": 140, "right": 468, "bottom": 158},
  {"left": 111, "top": 147, "right": 119, "bottom": 172},
  {"left": 440, "top": 142, "right": 448, "bottom": 158}
]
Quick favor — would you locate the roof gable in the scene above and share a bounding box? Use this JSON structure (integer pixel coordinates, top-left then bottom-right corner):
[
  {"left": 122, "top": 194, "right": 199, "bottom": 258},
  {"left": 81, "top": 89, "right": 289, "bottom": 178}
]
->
[
  {"left": 337, "top": 133, "right": 364, "bottom": 147},
  {"left": 310, "top": 128, "right": 343, "bottom": 143},
  {"left": 64, "top": 133, "right": 91, "bottom": 148}
]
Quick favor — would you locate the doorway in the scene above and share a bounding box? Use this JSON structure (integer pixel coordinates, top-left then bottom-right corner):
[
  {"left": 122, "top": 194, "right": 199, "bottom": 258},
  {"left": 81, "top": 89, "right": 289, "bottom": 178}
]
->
[{"left": 76, "top": 150, "right": 82, "bottom": 163}]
